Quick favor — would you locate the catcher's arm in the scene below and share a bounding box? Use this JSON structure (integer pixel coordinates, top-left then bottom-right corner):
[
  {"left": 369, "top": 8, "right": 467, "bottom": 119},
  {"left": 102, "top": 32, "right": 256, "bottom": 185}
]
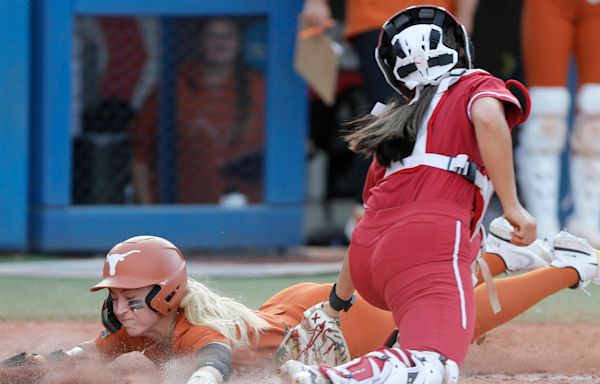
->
[{"left": 324, "top": 251, "right": 356, "bottom": 316}]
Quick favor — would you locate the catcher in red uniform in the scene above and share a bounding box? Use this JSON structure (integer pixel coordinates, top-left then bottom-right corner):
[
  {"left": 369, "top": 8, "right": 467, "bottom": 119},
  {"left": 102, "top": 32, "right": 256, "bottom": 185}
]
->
[{"left": 280, "top": 4, "right": 540, "bottom": 384}]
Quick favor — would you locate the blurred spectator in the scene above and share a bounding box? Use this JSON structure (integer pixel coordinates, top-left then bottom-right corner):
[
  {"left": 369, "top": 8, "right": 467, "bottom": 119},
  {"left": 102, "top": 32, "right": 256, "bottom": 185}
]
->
[
  {"left": 72, "top": 17, "right": 158, "bottom": 204},
  {"left": 131, "top": 18, "right": 265, "bottom": 205},
  {"left": 517, "top": 0, "right": 600, "bottom": 245}
]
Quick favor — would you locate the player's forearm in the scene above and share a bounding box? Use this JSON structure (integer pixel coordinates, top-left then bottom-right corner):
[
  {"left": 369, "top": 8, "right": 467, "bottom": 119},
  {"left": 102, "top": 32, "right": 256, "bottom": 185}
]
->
[
  {"left": 335, "top": 250, "right": 355, "bottom": 301},
  {"left": 186, "top": 366, "right": 224, "bottom": 384}
]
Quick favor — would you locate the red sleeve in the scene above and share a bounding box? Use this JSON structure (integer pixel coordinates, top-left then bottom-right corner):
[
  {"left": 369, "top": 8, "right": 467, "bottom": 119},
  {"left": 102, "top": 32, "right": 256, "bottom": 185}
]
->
[
  {"left": 466, "top": 75, "right": 524, "bottom": 129},
  {"left": 362, "top": 158, "right": 386, "bottom": 204}
]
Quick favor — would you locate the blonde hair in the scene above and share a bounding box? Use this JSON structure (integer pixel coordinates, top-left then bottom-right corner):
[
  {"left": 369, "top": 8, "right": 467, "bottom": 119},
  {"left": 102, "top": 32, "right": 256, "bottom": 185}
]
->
[
  {"left": 179, "top": 277, "right": 269, "bottom": 347},
  {"left": 344, "top": 85, "right": 438, "bottom": 167}
]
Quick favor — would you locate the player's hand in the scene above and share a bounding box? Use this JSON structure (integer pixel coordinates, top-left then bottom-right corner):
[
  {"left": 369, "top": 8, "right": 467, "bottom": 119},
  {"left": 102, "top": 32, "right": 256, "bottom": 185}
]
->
[
  {"left": 503, "top": 204, "right": 537, "bottom": 246},
  {"left": 0, "top": 352, "right": 49, "bottom": 383},
  {"left": 300, "top": 0, "right": 332, "bottom": 30},
  {"left": 0, "top": 352, "right": 46, "bottom": 367}
]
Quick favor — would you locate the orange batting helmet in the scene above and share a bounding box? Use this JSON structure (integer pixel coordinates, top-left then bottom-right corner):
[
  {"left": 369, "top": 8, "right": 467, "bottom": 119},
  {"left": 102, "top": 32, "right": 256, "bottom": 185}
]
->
[{"left": 91, "top": 235, "right": 188, "bottom": 316}]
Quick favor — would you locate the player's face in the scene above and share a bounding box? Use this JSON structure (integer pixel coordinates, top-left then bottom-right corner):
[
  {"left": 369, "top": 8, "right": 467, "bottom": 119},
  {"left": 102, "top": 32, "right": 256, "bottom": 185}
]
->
[{"left": 110, "top": 286, "right": 160, "bottom": 337}]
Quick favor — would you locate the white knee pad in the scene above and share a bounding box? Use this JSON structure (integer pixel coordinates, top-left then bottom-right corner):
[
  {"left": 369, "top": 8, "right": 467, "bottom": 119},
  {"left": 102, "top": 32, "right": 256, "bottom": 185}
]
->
[
  {"left": 519, "top": 87, "right": 570, "bottom": 153},
  {"left": 571, "top": 84, "right": 600, "bottom": 155},
  {"left": 567, "top": 84, "right": 600, "bottom": 246},
  {"left": 517, "top": 87, "right": 571, "bottom": 239}
]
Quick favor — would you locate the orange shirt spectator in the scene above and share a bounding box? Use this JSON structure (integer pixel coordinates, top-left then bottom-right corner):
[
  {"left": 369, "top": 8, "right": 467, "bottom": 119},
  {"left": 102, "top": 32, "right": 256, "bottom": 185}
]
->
[{"left": 131, "top": 18, "right": 265, "bottom": 204}]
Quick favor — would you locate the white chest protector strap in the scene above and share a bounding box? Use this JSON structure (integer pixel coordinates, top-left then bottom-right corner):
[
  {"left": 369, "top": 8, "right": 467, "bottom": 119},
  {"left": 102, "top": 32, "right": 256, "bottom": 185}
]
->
[{"left": 385, "top": 152, "right": 495, "bottom": 237}]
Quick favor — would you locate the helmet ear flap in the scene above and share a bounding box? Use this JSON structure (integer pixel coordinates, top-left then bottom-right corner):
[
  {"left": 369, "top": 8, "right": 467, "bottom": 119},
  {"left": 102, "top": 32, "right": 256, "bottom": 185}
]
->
[
  {"left": 101, "top": 295, "right": 122, "bottom": 334},
  {"left": 145, "top": 285, "right": 162, "bottom": 313}
]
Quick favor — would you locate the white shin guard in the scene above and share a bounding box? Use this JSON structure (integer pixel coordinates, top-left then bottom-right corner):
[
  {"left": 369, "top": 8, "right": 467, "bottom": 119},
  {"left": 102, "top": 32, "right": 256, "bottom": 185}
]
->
[
  {"left": 517, "top": 87, "right": 570, "bottom": 240},
  {"left": 567, "top": 84, "right": 600, "bottom": 247}
]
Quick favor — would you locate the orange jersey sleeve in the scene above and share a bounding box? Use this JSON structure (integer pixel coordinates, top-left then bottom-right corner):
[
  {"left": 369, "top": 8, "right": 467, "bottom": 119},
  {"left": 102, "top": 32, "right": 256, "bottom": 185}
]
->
[{"left": 171, "top": 313, "right": 230, "bottom": 356}]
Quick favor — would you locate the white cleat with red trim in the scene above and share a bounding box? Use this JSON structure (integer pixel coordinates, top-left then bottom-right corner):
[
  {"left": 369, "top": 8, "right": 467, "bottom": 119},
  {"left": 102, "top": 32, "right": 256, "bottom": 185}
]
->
[{"left": 279, "top": 348, "right": 457, "bottom": 384}]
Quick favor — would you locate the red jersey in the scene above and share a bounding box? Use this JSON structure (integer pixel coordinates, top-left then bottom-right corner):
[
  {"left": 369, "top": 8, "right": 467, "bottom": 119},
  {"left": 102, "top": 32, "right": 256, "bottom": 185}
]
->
[{"left": 362, "top": 71, "right": 524, "bottom": 222}]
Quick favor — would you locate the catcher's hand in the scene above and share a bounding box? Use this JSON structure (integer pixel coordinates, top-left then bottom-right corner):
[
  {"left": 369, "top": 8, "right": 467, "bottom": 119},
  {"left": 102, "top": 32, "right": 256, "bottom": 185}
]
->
[{"left": 275, "top": 302, "right": 351, "bottom": 367}]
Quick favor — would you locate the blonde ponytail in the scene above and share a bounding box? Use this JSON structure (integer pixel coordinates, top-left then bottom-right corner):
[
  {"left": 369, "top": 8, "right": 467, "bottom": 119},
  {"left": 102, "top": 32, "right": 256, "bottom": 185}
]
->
[{"left": 179, "top": 277, "right": 269, "bottom": 347}]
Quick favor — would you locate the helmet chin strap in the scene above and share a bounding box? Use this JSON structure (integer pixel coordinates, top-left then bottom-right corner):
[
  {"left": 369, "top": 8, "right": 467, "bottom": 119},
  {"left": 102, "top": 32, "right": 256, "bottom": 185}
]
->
[{"left": 408, "top": 85, "right": 423, "bottom": 105}]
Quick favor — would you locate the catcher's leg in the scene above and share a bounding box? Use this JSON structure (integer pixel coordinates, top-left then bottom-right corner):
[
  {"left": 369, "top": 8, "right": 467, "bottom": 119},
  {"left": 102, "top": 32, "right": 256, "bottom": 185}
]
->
[
  {"left": 516, "top": 86, "right": 570, "bottom": 240},
  {"left": 566, "top": 84, "right": 600, "bottom": 248},
  {"left": 279, "top": 348, "right": 458, "bottom": 384}
]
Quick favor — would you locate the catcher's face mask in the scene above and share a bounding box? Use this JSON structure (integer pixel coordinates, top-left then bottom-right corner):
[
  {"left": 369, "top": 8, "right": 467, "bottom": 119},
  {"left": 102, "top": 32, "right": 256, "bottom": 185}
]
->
[{"left": 375, "top": 6, "right": 473, "bottom": 98}]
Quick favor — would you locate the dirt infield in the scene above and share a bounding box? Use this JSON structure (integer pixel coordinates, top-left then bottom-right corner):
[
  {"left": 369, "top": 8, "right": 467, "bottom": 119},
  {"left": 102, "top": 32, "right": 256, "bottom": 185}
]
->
[{"left": 0, "top": 322, "right": 598, "bottom": 383}]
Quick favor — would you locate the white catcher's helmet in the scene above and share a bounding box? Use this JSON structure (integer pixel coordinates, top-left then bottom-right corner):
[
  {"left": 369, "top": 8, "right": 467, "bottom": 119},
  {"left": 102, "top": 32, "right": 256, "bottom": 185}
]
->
[{"left": 375, "top": 6, "right": 473, "bottom": 98}]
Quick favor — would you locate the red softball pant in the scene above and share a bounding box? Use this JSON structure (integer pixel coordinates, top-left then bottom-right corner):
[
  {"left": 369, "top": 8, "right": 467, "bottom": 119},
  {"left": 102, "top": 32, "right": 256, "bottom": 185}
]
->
[{"left": 349, "top": 200, "right": 478, "bottom": 365}]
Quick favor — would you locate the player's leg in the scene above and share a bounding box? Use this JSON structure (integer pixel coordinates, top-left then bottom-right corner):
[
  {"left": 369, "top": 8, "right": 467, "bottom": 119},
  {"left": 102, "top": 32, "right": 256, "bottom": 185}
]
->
[
  {"left": 280, "top": 216, "right": 470, "bottom": 384},
  {"left": 566, "top": 2, "right": 600, "bottom": 247},
  {"left": 519, "top": 0, "right": 574, "bottom": 239},
  {"left": 472, "top": 230, "right": 598, "bottom": 340},
  {"left": 475, "top": 216, "right": 552, "bottom": 286}
]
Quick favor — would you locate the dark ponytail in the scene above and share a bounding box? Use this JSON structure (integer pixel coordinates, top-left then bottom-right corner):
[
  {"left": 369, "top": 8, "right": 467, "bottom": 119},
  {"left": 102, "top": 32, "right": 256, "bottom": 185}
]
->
[{"left": 344, "top": 84, "right": 438, "bottom": 167}]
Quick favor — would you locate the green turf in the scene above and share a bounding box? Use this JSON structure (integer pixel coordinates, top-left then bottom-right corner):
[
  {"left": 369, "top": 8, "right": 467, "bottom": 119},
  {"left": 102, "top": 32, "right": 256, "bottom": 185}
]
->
[
  {"left": 0, "top": 275, "right": 338, "bottom": 322},
  {"left": 1, "top": 275, "right": 600, "bottom": 323}
]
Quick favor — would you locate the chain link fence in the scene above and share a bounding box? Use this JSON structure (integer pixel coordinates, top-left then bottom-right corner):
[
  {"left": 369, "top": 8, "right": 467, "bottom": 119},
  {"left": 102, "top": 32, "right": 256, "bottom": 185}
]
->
[{"left": 72, "top": 16, "right": 267, "bottom": 205}]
